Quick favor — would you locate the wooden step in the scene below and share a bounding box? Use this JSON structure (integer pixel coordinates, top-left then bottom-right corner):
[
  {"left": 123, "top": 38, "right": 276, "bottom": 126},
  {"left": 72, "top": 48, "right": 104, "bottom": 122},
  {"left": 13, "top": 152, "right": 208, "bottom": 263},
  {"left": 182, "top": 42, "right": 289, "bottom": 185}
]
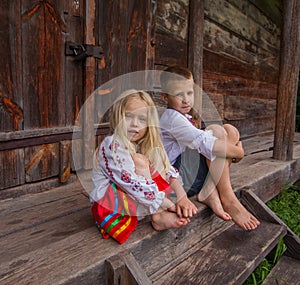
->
[
  {"left": 262, "top": 255, "right": 300, "bottom": 285},
  {"left": 1, "top": 133, "right": 299, "bottom": 284},
  {"left": 149, "top": 221, "right": 286, "bottom": 285},
  {"left": 0, "top": 180, "right": 227, "bottom": 285}
]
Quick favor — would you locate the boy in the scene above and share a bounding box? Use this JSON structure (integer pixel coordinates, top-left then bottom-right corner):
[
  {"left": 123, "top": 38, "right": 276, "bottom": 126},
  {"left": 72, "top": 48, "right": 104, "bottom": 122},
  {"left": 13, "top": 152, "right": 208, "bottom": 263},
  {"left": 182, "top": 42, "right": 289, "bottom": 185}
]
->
[{"left": 159, "top": 65, "right": 260, "bottom": 230}]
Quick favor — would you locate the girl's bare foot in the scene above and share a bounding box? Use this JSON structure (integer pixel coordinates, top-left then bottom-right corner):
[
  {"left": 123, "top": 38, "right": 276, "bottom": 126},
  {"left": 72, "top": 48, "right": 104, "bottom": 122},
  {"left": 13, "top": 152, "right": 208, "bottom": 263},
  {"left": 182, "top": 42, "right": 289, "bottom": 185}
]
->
[
  {"left": 198, "top": 189, "right": 232, "bottom": 221},
  {"left": 151, "top": 211, "right": 190, "bottom": 231},
  {"left": 222, "top": 199, "right": 260, "bottom": 230}
]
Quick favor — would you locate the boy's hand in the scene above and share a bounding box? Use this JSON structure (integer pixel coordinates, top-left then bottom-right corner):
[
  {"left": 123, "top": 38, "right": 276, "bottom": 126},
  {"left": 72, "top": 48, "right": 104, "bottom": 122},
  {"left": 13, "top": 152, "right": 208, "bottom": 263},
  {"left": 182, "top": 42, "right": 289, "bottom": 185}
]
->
[{"left": 176, "top": 196, "right": 198, "bottom": 218}]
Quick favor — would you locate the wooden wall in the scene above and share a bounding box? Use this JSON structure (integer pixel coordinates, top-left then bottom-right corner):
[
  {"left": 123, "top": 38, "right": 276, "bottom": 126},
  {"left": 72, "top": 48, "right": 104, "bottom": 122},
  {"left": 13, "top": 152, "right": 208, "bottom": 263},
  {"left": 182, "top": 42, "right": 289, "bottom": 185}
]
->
[
  {"left": 202, "top": 0, "right": 282, "bottom": 137},
  {"left": 0, "top": 0, "right": 283, "bottom": 197},
  {"left": 153, "top": 0, "right": 282, "bottom": 137}
]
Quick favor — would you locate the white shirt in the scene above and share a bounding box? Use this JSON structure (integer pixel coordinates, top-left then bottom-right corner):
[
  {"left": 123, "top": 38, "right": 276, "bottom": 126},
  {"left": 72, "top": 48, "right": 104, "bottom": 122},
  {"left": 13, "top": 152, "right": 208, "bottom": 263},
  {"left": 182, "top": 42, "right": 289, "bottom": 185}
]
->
[
  {"left": 90, "top": 135, "right": 179, "bottom": 216},
  {"left": 160, "top": 108, "right": 217, "bottom": 165}
]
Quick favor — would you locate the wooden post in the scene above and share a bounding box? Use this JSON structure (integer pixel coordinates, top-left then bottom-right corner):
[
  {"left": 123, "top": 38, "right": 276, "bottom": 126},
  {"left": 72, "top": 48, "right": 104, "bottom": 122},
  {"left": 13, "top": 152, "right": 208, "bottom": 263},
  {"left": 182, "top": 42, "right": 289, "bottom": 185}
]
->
[
  {"left": 188, "top": 0, "right": 204, "bottom": 117},
  {"left": 188, "top": 0, "right": 204, "bottom": 87},
  {"left": 105, "top": 251, "right": 152, "bottom": 285},
  {"left": 273, "top": 0, "right": 300, "bottom": 161},
  {"left": 83, "top": 0, "right": 96, "bottom": 169}
]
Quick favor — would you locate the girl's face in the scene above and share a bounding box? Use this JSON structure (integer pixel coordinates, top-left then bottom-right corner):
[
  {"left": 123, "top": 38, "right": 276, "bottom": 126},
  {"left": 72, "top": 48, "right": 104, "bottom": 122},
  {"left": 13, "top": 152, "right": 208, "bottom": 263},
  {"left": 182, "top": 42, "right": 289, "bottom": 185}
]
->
[
  {"left": 124, "top": 97, "right": 148, "bottom": 143},
  {"left": 161, "top": 79, "right": 194, "bottom": 115}
]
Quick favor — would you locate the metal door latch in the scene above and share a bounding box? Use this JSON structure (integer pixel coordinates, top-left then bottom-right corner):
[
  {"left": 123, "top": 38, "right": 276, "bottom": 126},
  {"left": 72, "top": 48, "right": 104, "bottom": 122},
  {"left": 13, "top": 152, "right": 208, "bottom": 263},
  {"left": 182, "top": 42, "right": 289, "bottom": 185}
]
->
[{"left": 65, "top": 41, "right": 104, "bottom": 60}]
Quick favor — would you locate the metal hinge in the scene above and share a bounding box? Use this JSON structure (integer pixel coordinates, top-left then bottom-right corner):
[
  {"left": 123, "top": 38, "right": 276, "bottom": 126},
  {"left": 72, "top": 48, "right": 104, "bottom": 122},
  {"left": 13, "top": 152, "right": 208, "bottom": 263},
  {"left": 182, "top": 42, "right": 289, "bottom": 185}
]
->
[{"left": 65, "top": 41, "right": 104, "bottom": 60}]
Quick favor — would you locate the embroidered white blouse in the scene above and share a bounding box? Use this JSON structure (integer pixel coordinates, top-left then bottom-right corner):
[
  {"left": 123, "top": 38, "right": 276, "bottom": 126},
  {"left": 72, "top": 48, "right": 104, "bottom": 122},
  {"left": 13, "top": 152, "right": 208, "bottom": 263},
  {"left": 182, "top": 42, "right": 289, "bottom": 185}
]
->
[
  {"left": 160, "top": 108, "right": 217, "bottom": 165},
  {"left": 90, "top": 135, "right": 179, "bottom": 216}
]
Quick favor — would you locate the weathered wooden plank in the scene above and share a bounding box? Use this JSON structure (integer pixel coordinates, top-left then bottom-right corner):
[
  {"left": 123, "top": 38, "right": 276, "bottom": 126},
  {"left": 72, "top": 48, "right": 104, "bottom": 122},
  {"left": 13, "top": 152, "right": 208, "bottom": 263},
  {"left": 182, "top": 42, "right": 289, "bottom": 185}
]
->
[
  {"left": 22, "top": 0, "right": 65, "bottom": 128},
  {"left": 154, "top": 32, "right": 187, "bottom": 66},
  {"left": 203, "top": 20, "right": 279, "bottom": 70},
  {"left": 0, "top": 1, "right": 23, "bottom": 132},
  {"left": 0, "top": 191, "right": 89, "bottom": 237},
  {"left": 154, "top": 0, "right": 189, "bottom": 67},
  {"left": 97, "top": 0, "right": 155, "bottom": 83},
  {"left": 0, "top": 127, "right": 75, "bottom": 142},
  {"left": 156, "top": 0, "right": 189, "bottom": 40},
  {"left": 204, "top": 0, "right": 280, "bottom": 52},
  {"left": 263, "top": 256, "right": 300, "bottom": 285},
  {"left": 60, "top": 140, "right": 71, "bottom": 183},
  {"left": 0, "top": 180, "right": 85, "bottom": 214},
  {"left": 228, "top": 0, "right": 282, "bottom": 32},
  {"left": 0, "top": 208, "right": 93, "bottom": 263},
  {"left": 248, "top": 0, "right": 283, "bottom": 27},
  {"left": 63, "top": 0, "right": 85, "bottom": 126},
  {"left": 203, "top": 50, "right": 278, "bottom": 84},
  {"left": 0, "top": 216, "right": 156, "bottom": 285},
  {"left": 24, "top": 143, "right": 60, "bottom": 182},
  {"left": 0, "top": 227, "right": 108, "bottom": 285},
  {"left": 227, "top": 117, "right": 275, "bottom": 138},
  {"left": 240, "top": 189, "right": 300, "bottom": 260},
  {"left": 231, "top": 157, "right": 291, "bottom": 201},
  {"left": 203, "top": 72, "right": 278, "bottom": 99},
  {"left": 152, "top": 222, "right": 285, "bottom": 285},
  {"left": 132, "top": 210, "right": 231, "bottom": 279},
  {"left": 0, "top": 174, "right": 77, "bottom": 201},
  {"left": 0, "top": 149, "right": 25, "bottom": 190},
  {"left": 224, "top": 96, "right": 276, "bottom": 121}
]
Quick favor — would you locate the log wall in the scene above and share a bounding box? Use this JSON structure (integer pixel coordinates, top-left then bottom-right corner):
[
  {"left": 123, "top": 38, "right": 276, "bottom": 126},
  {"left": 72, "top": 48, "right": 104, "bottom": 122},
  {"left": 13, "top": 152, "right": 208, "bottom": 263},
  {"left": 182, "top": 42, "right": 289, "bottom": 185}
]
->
[{"left": 0, "top": 0, "right": 283, "bottom": 197}]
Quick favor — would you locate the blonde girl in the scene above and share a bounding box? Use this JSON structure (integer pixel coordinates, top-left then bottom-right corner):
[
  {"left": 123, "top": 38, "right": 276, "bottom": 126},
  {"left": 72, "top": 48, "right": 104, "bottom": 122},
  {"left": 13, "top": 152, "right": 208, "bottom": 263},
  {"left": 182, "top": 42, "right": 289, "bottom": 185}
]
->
[{"left": 90, "top": 89, "right": 197, "bottom": 244}]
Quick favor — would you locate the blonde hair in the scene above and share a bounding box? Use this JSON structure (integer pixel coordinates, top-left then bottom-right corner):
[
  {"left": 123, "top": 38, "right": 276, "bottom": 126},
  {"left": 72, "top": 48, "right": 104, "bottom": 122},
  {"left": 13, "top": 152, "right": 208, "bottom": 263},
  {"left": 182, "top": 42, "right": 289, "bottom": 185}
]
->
[{"left": 95, "top": 89, "right": 171, "bottom": 174}]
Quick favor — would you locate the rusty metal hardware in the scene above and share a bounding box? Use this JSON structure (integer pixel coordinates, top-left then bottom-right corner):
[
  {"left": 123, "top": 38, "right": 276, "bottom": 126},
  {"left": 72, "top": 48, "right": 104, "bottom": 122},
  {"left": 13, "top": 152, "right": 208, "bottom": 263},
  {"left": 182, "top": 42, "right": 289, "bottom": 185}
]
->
[{"left": 65, "top": 41, "right": 104, "bottom": 60}]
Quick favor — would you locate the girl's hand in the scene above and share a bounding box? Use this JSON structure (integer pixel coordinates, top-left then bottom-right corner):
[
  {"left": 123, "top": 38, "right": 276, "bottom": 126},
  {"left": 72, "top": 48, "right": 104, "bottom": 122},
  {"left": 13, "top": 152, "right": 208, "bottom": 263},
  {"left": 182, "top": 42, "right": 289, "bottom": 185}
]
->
[
  {"left": 176, "top": 196, "right": 198, "bottom": 218},
  {"left": 132, "top": 153, "right": 152, "bottom": 179}
]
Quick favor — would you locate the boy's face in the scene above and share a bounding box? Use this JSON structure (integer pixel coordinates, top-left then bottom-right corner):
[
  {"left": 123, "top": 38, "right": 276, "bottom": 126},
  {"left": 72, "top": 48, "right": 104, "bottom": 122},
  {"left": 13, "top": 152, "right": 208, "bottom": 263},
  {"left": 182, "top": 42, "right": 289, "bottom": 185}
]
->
[{"left": 161, "top": 79, "right": 194, "bottom": 115}]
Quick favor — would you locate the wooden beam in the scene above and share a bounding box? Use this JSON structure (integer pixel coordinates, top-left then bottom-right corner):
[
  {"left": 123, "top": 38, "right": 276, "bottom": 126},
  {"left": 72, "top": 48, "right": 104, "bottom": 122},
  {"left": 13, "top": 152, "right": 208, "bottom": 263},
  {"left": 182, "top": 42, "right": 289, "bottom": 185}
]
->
[
  {"left": 188, "top": 0, "right": 204, "bottom": 116},
  {"left": 83, "top": 0, "right": 96, "bottom": 169},
  {"left": 188, "top": 0, "right": 204, "bottom": 88},
  {"left": 273, "top": 0, "right": 300, "bottom": 160},
  {"left": 241, "top": 188, "right": 300, "bottom": 260},
  {"left": 105, "top": 250, "right": 152, "bottom": 285},
  {"left": 0, "top": 124, "right": 109, "bottom": 151}
]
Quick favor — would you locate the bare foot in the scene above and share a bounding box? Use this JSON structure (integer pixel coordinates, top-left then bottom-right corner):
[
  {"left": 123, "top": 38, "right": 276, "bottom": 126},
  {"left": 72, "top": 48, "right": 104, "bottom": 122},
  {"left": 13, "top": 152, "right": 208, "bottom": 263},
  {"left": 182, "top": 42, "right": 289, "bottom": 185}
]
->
[
  {"left": 198, "top": 189, "right": 232, "bottom": 221},
  {"left": 151, "top": 211, "right": 190, "bottom": 231},
  {"left": 222, "top": 200, "right": 260, "bottom": 230}
]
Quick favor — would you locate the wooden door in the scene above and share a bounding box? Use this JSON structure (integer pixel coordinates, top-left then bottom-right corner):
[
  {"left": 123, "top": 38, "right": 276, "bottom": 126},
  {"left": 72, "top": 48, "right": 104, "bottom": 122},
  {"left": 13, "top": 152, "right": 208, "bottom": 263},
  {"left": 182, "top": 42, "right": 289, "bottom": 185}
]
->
[
  {"left": 0, "top": 0, "right": 204, "bottom": 198},
  {"left": 0, "top": 0, "right": 85, "bottom": 196}
]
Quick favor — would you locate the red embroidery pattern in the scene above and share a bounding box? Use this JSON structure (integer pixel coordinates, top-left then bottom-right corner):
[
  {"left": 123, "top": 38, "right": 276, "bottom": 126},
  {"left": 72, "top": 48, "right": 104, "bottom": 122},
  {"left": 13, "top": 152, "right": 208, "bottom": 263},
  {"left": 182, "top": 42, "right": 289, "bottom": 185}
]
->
[
  {"left": 144, "top": 191, "right": 155, "bottom": 200},
  {"left": 121, "top": 170, "right": 131, "bottom": 183},
  {"left": 102, "top": 146, "right": 114, "bottom": 178}
]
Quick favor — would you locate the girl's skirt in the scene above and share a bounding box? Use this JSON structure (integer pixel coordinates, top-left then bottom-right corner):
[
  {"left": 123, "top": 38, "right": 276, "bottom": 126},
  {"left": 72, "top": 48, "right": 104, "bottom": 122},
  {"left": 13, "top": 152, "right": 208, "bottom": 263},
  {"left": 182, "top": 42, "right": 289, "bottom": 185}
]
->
[{"left": 91, "top": 172, "right": 171, "bottom": 244}]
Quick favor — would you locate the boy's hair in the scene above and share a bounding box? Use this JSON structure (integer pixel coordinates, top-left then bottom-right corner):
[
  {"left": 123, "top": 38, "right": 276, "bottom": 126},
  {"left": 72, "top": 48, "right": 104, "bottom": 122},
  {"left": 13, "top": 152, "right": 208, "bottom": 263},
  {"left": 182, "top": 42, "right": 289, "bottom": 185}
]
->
[
  {"left": 160, "top": 65, "right": 193, "bottom": 94},
  {"left": 160, "top": 65, "right": 202, "bottom": 129},
  {"left": 96, "top": 89, "right": 171, "bottom": 174}
]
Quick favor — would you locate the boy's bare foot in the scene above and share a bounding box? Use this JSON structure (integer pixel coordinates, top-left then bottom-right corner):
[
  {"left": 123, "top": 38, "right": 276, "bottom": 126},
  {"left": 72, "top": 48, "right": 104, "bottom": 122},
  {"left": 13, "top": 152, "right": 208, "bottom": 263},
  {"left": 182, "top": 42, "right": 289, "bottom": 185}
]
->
[
  {"left": 151, "top": 211, "right": 189, "bottom": 231},
  {"left": 198, "top": 189, "right": 232, "bottom": 221},
  {"left": 222, "top": 199, "right": 260, "bottom": 230}
]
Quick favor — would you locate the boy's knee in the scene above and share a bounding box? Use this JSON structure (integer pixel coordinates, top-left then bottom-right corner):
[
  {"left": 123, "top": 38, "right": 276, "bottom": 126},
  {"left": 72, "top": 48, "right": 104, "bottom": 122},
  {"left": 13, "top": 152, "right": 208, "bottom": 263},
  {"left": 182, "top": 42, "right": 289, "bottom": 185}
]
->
[
  {"left": 206, "top": 124, "right": 226, "bottom": 139},
  {"left": 223, "top": 124, "right": 240, "bottom": 144}
]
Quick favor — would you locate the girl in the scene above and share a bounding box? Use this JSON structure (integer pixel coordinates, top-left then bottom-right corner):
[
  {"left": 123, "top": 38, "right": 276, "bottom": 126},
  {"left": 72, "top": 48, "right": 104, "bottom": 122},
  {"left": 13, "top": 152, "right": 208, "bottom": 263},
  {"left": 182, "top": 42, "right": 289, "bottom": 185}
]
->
[
  {"left": 90, "top": 89, "right": 197, "bottom": 244},
  {"left": 159, "top": 65, "right": 260, "bottom": 231}
]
